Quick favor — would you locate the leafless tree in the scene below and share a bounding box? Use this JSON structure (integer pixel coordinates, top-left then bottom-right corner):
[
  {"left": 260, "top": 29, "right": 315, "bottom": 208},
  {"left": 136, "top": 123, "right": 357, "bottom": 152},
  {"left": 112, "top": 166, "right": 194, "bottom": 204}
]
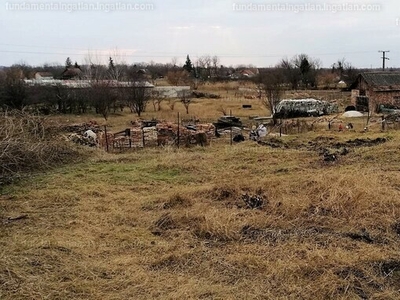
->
[
  {"left": 82, "top": 51, "right": 107, "bottom": 80},
  {"left": 0, "top": 67, "right": 28, "bottom": 109},
  {"left": 167, "top": 70, "right": 190, "bottom": 86},
  {"left": 212, "top": 55, "right": 220, "bottom": 78},
  {"left": 108, "top": 48, "right": 127, "bottom": 81},
  {"left": 167, "top": 99, "right": 177, "bottom": 111},
  {"left": 150, "top": 90, "right": 165, "bottom": 111},
  {"left": 179, "top": 90, "right": 192, "bottom": 114},
  {"left": 124, "top": 82, "right": 151, "bottom": 117},
  {"left": 258, "top": 69, "right": 285, "bottom": 116},
  {"left": 90, "top": 81, "right": 117, "bottom": 120},
  {"left": 217, "top": 105, "right": 227, "bottom": 116},
  {"left": 171, "top": 57, "right": 179, "bottom": 69}
]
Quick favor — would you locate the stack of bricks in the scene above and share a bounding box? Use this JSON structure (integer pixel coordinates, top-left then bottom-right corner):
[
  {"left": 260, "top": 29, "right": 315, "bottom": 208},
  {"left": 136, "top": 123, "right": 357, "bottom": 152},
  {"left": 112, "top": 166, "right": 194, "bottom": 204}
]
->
[
  {"left": 194, "top": 123, "right": 216, "bottom": 140},
  {"left": 156, "top": 122, "right": 182, "bottom": 146},
  {"left": 130, "top": 128, "right": 143, "bottom": 146},
  {"left": 98, "top": 132, "right": 115, "bottom": 150},
  {"left": 99, "top": 122, "right": 217, "bottom": 151},
  {"left": 143, "top": 127, "right": 158, "bottom": 147}
]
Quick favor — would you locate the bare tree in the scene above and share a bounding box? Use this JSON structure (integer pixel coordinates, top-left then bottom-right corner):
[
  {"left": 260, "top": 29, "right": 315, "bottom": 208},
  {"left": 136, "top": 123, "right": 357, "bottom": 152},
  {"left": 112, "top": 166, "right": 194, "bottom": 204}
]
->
[
  {"left": 259, "top": 69, "right": 285, "bottom": 116},
  {"left": 211, "top": 55, "right": 220, "bottom": 78},
  {"left": 150, "top": 90, "right": 165, "bottom": 111},
  {"left": 107, "top": 48, "right": 127, "bottom": 81},
  {"left": 167, "top": 70, "right": 190, "bottom": 86},
  {"left": 331, "top": 58, "right": 357, "bottom": 83},
  {"left": 217, "top": 105, "right": 227, "bottom": 116},
  {"left": 179, "top": 90, "right": 192, "bottom": 114},
  {"left": 125, "top": 82, "right": 151, "bottom": 117},
  {"left": 82, "top": 51, "right": 107, "bottom": 80},
  {"left": 0, "top": 67, "right": 28, "bottom": 109},
  {"left": 171, "top": 57, "right": 179, "bottom": 69},
  {"left": 90, "top": 81, "right": 117, "bottom": 120},
  {"left": 167, "top": 99, "right": 177, "bottom": 111}
]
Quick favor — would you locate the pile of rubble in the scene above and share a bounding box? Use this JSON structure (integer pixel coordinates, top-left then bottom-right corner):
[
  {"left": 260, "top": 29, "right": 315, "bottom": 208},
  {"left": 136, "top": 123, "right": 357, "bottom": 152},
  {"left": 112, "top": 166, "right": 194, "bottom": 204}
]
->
[
  {"left": 60, "top": 121, "right": 100, "bottom": 134},
  {"left": 100, "top": 120, "right": 216, "bottom": 151},
  {"left": 62, "top": 121, "right": 102, "bottom": 147}
]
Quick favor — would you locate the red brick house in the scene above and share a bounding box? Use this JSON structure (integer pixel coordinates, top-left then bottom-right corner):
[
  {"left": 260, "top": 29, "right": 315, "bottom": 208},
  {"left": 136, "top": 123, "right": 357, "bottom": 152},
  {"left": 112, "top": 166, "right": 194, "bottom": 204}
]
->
[{"left": 350, "top": 72, "right": 400, "bottom": 112}]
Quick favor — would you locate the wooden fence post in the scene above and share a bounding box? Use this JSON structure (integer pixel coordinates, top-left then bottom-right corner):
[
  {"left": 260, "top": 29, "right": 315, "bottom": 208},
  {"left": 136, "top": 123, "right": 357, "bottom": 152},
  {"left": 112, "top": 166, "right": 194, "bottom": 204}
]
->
[
  {"left": 142, "top": 127, "right": 145, "bottom": 148},
  {"left": 104, "top": 125, "right": 109, "bottom": 152},
  {"left": 177, "top": 112, "right": 180, "bottom": 148},
  {"left": 230, "top": 110, "right": 233, "bottom": 145}
]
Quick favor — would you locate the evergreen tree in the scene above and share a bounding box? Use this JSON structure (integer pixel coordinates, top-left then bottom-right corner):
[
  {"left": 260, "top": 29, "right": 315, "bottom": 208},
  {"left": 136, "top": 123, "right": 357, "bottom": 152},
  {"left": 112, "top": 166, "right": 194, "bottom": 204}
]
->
[
  {"left": 65, "top": 57, "right": 73, "bottom": 68},
  {"left": 183, "top": 55, "right": 193, "bottom": 73},
  {"left": 108, "top": 57, "right": 115, "bottom": 71}
]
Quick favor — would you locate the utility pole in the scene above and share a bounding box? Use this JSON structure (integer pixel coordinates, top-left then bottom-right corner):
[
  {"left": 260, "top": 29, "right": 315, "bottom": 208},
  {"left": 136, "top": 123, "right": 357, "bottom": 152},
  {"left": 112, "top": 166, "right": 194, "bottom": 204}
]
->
[{"left": 379, "top": 50, "right": 390, "bottom": 70}]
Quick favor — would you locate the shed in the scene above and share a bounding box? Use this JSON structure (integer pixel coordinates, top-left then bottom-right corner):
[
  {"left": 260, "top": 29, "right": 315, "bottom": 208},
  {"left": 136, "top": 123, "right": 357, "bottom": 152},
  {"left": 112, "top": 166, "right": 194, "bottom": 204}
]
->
[{"left": 350, "top": 72, "right": 400, "bottom": 112}]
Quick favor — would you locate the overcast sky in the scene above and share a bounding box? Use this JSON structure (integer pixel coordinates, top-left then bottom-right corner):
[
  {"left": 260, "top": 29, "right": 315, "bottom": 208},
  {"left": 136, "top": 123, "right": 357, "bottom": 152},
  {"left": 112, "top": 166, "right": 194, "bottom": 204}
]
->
[{"left": 1, "top": 0, "right": 399, "bottom": 68}]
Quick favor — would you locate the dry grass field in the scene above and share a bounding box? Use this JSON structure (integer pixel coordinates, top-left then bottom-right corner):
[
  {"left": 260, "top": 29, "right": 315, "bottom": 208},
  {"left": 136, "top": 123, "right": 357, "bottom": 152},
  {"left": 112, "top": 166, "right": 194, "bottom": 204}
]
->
[{"left": 2, "top": 87, "right": 400, "bottom": 299}]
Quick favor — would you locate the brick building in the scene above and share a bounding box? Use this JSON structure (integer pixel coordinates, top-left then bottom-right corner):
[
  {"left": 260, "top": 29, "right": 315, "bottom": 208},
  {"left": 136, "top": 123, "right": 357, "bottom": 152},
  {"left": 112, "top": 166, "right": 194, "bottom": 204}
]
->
[{"left": 350, "top": 72, "right": 400, "bottom": 112}]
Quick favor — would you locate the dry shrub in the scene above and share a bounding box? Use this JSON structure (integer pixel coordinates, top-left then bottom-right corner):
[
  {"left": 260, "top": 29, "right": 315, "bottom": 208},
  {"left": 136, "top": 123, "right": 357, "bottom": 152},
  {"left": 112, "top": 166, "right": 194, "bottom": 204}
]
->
[
  {"left": 163, "top": 193, "right": 192, "bottom": 209},
  {"left": 0, "top": 110, "right": 84, "bottom": 185},
  {"left": 191, "top": 210, "right": 242, "bottom": 242},
  {"left": 209, "top": 185, "right": 239, "bottom": 201}
]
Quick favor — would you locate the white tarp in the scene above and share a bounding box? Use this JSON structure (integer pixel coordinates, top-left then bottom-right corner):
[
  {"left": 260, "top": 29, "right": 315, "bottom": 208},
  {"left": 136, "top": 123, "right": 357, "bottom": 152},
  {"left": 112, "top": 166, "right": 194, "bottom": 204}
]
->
[{"left": 342, "top": 111, "right": 365, "bottom": 118}]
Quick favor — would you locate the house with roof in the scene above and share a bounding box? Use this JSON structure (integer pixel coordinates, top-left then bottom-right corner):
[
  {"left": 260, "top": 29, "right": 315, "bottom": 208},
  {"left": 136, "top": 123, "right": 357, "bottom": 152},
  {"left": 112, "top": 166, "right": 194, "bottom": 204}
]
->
[
  {"left": 350, "top": 72, "right": 400, "bottom": 112},
  {"left": 34, "top": 72, "right": 53, "bottom": 80},
  {"left": 230, "top": 68, "right": 259, "bottom": 79},
  {"left": 61, "top": 67, "right": 83, "bottom": 80}
]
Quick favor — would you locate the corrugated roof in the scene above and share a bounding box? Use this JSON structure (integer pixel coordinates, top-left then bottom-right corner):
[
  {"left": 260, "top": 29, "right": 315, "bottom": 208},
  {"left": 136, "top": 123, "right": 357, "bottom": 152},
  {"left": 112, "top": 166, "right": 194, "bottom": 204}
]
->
[{"left": 361, "top": 72, "right": 400, "bottom": 91}]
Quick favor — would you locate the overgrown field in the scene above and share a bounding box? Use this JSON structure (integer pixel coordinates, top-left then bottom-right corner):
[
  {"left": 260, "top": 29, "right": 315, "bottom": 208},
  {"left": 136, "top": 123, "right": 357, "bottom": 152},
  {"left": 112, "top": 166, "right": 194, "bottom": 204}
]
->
[{"left": 2, "top": 125, "right": 400, "bottom": 299}]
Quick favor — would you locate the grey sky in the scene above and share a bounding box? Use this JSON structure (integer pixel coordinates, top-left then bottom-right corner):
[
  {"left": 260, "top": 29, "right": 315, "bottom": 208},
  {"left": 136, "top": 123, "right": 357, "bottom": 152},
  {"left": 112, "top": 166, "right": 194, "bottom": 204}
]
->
[{"left": 0, "top": 0, "right": 399, "bottom": 68}]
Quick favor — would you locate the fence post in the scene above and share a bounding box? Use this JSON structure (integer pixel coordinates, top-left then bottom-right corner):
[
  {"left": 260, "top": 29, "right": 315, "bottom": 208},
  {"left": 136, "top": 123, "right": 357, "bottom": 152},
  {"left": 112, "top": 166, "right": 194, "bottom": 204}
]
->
[
  {"left": 104, "top": 125, "right": 109, "bottom": 152},
  {"left": 126, "top": 128, "right": 132, "bottom": 148},
  {"left": 177, "top": 112, "right": 180, "bottom": 148},
  {"left": 142, "top": 127, "right": 145, "bottom": 148},
  {"left": 382, "top": 116, "right": 385, "bottom": 131},
  {"left": 230, "top": 110, "right": 233, "bottom": 145}
]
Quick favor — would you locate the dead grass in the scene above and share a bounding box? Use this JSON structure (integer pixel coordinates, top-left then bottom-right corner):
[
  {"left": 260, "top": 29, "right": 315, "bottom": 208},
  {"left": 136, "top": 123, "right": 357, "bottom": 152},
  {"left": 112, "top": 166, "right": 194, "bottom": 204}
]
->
[{"left": 2, "top": 95, "right": 400, "bottom": 299}]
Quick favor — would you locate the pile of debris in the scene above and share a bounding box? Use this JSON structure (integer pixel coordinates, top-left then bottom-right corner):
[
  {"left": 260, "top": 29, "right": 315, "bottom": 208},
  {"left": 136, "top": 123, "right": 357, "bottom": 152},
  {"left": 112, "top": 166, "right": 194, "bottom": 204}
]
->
[
  {"left": 99, "top": 120, "right": 216, "bottom": 150},
  {"left": 67, "top": 132, "right": 98, "bottom": 147},
  {"left": 60, "top": 121, "right": 100, "bottom": 134},
  {"left": 62, "top": 121, "right": 102, "bottom": 147}
]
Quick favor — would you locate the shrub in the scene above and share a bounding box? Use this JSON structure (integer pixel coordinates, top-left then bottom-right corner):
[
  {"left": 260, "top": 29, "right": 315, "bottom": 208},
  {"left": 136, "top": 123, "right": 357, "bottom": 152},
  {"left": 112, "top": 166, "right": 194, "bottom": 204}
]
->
[{"left": 0, "top": 110, "right": 84, "bottom": 185}]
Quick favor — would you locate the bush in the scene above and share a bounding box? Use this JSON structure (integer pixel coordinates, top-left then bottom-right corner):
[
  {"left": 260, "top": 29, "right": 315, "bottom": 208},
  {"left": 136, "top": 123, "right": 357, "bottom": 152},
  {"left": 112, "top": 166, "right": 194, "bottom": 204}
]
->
[{"left": 0, "top": 110, "right": 84, "bottom": 185}]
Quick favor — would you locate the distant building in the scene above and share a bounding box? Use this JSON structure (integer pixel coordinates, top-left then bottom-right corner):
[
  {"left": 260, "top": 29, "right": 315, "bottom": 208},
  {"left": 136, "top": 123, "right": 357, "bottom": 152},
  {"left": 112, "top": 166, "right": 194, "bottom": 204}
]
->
[
  {"left": 230, "top": 68, "right": 259, "bottom": 79},
  {"left": 350, "top": 72, "right": 400, "bottom": 112},
  {"left": 61, "top": 67, "right": 83, "bottom": 80},
  {"left": 34, "top": 72, "right": 53, "bottom": 80}
]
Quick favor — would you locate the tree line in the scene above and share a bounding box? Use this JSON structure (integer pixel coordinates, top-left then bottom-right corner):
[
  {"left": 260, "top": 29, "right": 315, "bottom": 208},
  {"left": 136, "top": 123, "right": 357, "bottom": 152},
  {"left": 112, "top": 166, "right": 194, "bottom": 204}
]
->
[{"left": 0, "top": 53, "right": 362, "bottom": 118}]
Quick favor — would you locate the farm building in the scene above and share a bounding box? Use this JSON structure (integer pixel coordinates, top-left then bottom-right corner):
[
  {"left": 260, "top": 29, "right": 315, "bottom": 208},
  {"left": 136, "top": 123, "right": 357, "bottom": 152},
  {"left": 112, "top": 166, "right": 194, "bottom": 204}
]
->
[{"left": 350, "top": 72, "right": 400, "bottom": 112}]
